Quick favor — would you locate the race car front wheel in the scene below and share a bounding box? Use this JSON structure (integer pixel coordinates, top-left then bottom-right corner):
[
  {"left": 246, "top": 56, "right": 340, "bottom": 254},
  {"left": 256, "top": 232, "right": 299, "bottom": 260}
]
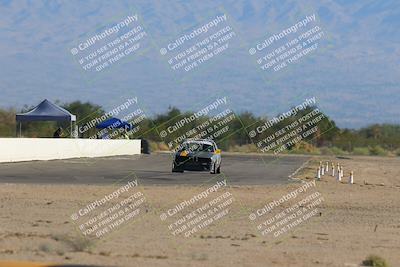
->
[{"left": 172, "top": 162, "right": 184, "bottom": 173}]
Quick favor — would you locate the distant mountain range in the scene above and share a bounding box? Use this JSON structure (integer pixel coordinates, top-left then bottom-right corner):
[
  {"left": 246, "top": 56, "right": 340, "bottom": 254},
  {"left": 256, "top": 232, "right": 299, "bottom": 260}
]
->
[{"left": 0, "top": 0, "right": 399, "bottom": 128}]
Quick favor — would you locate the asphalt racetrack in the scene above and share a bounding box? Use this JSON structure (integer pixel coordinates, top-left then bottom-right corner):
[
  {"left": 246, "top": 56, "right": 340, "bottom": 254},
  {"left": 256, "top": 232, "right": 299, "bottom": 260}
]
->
[{"left": 0, "top": 153, "right": 310, "bottom": 185}]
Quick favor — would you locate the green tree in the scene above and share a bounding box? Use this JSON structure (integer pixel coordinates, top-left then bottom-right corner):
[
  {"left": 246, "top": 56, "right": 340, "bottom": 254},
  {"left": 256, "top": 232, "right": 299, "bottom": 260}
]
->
[{"left": 62, "top": 101, "right": 105, "bottom": 138}]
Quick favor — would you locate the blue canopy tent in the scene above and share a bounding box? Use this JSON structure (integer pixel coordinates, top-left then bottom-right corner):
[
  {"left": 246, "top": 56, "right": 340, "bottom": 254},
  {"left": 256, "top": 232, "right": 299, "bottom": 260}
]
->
[
  {"left": 96, "top": 117, "right": 133, "bottom": 130},
  {"left": 16, "top": 99, "right": 77, "bottom": 137},
  {"left": 95, "top": 117, "right": 133, "bottom": 139}
]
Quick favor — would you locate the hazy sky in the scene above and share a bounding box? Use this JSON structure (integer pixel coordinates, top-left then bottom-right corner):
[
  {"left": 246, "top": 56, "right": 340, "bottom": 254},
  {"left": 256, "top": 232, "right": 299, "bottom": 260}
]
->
[{"left": 0, "top": 0, "right": 399, "bottom": 128}]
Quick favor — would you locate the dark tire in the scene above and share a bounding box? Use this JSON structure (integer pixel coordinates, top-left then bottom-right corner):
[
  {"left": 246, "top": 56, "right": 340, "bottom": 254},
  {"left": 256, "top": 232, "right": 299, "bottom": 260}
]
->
[
  {"left": 172, "top": 162, "right": 184, "bottom": 173},
  {"left": 172, "top": 167, "right": 184, "bottom": 173},
  {"left": 141, "top": 139, "right": 151, "bottom": 154}
]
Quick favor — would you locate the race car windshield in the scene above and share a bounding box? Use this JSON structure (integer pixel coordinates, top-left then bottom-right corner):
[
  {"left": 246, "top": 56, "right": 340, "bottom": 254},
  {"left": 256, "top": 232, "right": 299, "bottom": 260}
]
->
[
  {"left": 187, "top": 143, "right": 202, "bottom": 152},
  {"left": 180, "top": 142, "right": 214, "bottom": 152},
  {"left": 202, "top": 144, "right": 214, "bottom": 152}
]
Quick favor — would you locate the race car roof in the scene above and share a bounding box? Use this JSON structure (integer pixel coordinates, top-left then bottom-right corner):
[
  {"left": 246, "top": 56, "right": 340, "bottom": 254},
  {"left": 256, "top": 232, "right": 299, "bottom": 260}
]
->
[{"left": 184, "top": 139, "right": 215, "bottom": 146}]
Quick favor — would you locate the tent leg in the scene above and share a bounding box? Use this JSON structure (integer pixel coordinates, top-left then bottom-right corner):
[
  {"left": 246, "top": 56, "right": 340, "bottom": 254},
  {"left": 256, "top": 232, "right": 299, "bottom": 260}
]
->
[
  {"left": 19, "top": 122, "right": 21, "bottom": 137},
  {"left": 70, "top": 121, "right": 72, "bottom": 138}
]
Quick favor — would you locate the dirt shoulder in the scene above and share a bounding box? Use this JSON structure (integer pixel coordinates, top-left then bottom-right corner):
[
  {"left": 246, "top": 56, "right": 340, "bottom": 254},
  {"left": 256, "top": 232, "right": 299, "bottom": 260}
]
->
[{"left": 0, "top": 156, "right": 399, "bottom": 267}]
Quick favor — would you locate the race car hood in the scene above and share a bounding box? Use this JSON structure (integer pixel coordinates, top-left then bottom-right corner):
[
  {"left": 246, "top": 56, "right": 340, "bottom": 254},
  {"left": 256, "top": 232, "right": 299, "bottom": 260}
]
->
[{"left": 176, "top": 150, "right": 214, "bottom": 158}]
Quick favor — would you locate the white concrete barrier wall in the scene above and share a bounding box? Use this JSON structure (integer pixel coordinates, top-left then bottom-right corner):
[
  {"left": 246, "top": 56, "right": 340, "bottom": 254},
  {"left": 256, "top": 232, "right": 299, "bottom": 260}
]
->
[{"left": 0, "top": 138, "right": 141, "bottom": 163}]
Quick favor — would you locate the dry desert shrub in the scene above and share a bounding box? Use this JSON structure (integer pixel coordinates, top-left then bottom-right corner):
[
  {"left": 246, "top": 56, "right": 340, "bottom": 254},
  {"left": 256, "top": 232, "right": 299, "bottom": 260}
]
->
[{"left": 362, "top": 254, "right": 389, "bottom": 267}]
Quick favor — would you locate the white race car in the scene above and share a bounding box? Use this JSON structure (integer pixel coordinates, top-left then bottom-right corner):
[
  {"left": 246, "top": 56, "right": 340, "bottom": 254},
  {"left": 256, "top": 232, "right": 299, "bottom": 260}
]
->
[{"left": 172, "top": 139, "right": 222, "bottom": 174}]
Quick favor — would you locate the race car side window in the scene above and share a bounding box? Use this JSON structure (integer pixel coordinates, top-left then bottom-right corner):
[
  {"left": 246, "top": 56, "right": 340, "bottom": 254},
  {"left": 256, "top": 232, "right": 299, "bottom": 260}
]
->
[
  {"left": 203, "top": 144, "right": 214, "bottom": 152},
  {"left": 177, "top": 143, "right": 188, "bottom": 152}
]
